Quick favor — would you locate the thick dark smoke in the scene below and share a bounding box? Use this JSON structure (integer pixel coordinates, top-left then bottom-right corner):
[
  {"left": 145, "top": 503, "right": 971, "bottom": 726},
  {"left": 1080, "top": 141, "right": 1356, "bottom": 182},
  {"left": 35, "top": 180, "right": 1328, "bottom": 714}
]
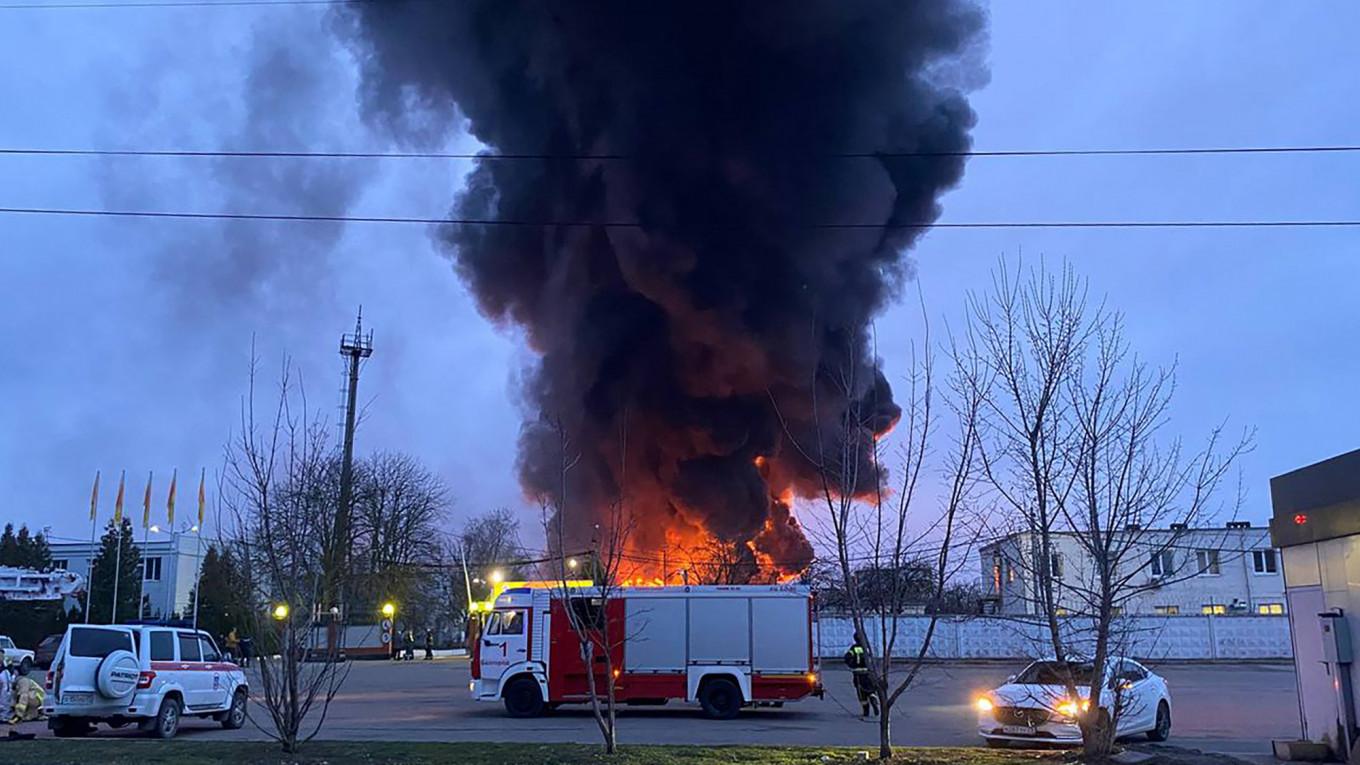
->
[{"left": 339, "top": 1, "right": 986, "bottom": 577}]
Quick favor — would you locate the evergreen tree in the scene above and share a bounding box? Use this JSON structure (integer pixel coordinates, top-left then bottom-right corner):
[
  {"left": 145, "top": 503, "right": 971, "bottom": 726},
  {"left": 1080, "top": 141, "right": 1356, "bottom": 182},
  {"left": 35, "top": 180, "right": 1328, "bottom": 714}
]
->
[
  {"left": 82, "top": 518, "right": 143, "bottom": 624},
  {"left": 0, "top": 524, "right": 17, "bottom": 564},
  {"left": 14, "top": 525, "right": 53, "bottom": 570},
  {"left": 193, "top": 546, "right": 245, "bottom": 640}
]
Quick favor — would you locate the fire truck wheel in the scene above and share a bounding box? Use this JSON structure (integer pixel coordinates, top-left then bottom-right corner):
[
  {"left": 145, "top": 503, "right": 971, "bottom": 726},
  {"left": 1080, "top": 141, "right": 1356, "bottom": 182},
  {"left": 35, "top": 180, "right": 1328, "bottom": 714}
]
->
[
  {"left": 502, "top": 676, "right": 546, "bottom": 718},
  {"left": 698, "top": 676, "right": 743, "bottom": 720}
]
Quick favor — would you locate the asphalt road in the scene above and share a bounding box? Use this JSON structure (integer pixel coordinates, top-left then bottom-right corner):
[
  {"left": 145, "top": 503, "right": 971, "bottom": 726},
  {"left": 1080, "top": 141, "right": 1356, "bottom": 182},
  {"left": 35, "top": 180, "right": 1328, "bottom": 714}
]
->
[{"left": 19, "top": 659, "right": 1298, "bottom": 753}]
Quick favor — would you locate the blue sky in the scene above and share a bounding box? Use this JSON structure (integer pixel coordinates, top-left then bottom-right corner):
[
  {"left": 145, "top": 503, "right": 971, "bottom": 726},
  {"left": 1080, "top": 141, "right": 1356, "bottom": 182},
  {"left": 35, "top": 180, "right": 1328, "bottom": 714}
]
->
[{"left": 1, "top": 1, "right": 1356, "bottom": 547}]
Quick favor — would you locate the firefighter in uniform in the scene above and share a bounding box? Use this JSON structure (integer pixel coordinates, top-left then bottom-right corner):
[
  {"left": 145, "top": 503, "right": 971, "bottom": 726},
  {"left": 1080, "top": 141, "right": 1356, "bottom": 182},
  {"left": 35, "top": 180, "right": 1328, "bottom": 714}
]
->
[{"left": 844, "top": 635, "right": 879, "bottom": 718}]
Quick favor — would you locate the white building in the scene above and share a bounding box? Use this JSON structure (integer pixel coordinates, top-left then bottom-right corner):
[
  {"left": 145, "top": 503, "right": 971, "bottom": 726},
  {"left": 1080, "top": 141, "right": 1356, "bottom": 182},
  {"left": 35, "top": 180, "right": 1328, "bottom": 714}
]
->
[
  {"left": 979, "top": 522, "right": 1286, "bottom": 616},
  {"left": 50, "top": 531, "right": 205, "bottom": 619}
]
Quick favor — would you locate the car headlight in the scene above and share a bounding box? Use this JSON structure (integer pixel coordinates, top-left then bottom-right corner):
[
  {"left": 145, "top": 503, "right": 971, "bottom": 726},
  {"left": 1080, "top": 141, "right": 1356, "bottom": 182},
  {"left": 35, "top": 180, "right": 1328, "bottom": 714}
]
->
[
  {"left": 1056, "top": 699, "right": 1090, "bottom": 718},
  {"left": 975, "top": 696, "right": 994, "bottom": 713}
]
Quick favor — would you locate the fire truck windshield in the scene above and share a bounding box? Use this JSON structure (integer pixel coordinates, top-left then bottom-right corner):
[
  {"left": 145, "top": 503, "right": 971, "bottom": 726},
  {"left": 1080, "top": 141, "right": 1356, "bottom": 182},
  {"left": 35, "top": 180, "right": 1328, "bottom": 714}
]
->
[{"left": 484, "top": 610, "right": 524, "bottom": 636}]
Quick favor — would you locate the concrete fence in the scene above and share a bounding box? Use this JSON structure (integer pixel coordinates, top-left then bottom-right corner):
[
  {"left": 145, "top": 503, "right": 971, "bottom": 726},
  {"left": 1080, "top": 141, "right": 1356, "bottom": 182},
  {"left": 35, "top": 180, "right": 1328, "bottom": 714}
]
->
[{"left": 816, "top": 614, "right": 1292, "bottom": 661}]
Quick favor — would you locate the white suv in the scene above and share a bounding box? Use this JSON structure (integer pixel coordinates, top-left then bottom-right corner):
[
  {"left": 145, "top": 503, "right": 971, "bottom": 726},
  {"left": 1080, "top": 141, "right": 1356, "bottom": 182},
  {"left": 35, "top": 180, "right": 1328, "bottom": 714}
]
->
[{"left": 43, "top": 624, "right": 249, "bottom": 738}]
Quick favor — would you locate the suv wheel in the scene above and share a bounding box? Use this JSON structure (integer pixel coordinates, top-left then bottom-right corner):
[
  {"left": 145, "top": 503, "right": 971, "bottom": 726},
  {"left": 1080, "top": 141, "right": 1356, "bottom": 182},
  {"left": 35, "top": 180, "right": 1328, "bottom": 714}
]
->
[
  {"left": 502, "top": 677, "right": 545, "bottom": 718},
  {"left": 51, "top": 717, "right": 90, "bottom": 738},
  {"left": 150, "top": 696, "right": 182, "bottom": 739},
  {"left": 698, "top": 677, "right": 743, "bottom": 720},
  {"left": 221, "top": 689, "right": 248, "bottom": 729}
]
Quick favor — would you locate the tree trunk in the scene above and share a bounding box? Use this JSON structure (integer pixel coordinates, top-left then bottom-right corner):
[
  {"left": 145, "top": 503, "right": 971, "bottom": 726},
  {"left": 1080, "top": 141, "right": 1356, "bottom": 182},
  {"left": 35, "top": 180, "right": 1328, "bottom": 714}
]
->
[{"left": 877, "top": 698, "right": 893, "bottom": 760}]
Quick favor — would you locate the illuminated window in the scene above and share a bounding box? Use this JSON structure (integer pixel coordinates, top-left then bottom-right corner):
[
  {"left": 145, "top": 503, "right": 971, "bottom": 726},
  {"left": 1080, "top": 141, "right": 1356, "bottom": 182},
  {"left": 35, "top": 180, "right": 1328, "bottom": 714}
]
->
[
  {"left": 991, "top": 556, "right": 1002, "bottom": 593},
  {"left": 1201, "top": 604, "right": 1227, "bottom": 615},
  {"left": 1154, "top": 605, "right": 1180, "bottom": 615},
  {"left": 1007, "top": 561, "right": 1016, "bottom": 583},
  {"left": 1054, "top": 607, "right": 1069, "bottom": 616},
  {"left": 1257, "top": 603, "right": 1284, "bottom": 615}
]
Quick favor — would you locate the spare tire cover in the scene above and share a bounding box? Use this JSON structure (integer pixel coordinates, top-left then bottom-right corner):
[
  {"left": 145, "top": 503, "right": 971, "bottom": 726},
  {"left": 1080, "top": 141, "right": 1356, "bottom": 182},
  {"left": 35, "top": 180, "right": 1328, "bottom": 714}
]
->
[{"left": 96, "top": 650, "right": 140, "bottom": 699}]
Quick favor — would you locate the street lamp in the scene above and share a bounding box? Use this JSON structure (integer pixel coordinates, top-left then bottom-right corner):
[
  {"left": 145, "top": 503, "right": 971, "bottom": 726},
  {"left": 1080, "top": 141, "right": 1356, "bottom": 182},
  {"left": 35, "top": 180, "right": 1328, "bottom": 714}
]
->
[
  {"left": 272, "top": 603, "right": 290, "bottom": 621},
  {"left": 381, "top": 602, "right": 396, "bottom": 618},
  {"left": 489, "top": 569, "right": 504, "bottom": 585},
  {"left": 567, "top": 557, "right": 579, "bottom": 570}
]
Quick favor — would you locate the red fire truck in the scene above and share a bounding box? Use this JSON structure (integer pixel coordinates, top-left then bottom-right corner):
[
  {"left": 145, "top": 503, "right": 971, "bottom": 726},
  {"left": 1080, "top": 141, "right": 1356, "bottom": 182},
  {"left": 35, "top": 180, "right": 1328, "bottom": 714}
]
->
[{"left": 469, "top": 584, "right": 823, "bottom": 718}]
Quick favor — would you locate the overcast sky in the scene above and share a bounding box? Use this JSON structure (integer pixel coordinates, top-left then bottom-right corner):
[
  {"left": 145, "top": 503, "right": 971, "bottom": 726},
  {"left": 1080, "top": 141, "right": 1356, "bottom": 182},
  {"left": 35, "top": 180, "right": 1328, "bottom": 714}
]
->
[{"left": 1, "top": 2, "right": 1356, "bottom": 548}]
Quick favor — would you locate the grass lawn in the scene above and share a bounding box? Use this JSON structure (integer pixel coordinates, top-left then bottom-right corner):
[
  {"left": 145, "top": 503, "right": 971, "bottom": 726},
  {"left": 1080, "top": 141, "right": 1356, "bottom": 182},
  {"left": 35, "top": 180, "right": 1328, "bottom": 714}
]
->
[{"left": 0, "top": 741, "right": 1071, "bottom": 765}]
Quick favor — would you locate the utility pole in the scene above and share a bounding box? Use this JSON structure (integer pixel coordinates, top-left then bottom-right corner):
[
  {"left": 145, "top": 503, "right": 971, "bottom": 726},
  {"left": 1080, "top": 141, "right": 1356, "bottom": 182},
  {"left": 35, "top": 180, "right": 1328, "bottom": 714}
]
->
[{"left": 327, "top": 308, "right": 373, "bottom": 620}]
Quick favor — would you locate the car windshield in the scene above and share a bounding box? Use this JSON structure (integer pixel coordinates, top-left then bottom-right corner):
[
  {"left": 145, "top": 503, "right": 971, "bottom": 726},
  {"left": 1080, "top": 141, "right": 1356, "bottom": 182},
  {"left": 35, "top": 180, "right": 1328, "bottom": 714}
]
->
[
  {"left": 1015, "top": 660, "right": 1096, "bottom": 685},
  {"left": 68, "top": 627, "right": 133, "bottom": 658}
]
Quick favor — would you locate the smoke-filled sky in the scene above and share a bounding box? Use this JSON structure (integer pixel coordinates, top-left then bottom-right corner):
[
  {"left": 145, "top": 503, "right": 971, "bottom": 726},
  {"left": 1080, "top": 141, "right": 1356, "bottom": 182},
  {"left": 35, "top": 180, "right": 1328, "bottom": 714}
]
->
[{"left": 2, "top": 2, "right": 1357, "bottom": 551}]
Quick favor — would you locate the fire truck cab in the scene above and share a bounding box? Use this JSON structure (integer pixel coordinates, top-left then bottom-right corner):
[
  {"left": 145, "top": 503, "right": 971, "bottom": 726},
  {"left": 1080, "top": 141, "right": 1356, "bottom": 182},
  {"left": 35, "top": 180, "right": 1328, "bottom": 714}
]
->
[{"left": 470, "top": 584, "right": 822, "bottom": 719}]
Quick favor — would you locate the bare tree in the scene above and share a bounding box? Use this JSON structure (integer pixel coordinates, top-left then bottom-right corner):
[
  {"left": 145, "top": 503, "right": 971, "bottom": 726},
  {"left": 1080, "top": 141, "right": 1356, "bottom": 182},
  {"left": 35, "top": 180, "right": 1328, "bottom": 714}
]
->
[
  {"left": 960, "top": 260, "right": 1251, "bottom": 755},
  {"left": 351, "top": 451, "right": 449, "bottom": 616},
  {"left": 446, "top": 508, "right": 527, "bottom": 640},
  {"left": 540, "top": 416, "right": 632, "bottom": 754},
  {"left": 781, "top": 314, "right": 984, "bottom": 760},
  {"left": 219, "top": 353, "right": 350, "bottom": 753}
]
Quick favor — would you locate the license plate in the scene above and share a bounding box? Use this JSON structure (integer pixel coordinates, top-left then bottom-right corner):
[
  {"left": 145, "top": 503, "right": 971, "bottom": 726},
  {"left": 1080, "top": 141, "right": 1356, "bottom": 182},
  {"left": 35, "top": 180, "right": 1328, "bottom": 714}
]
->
[
  {"left": 62, "top": 692, "right": 93, "bottom": 705},
  {"left": 1002, "top": 725, "right": 1037, "bottom": 736}
]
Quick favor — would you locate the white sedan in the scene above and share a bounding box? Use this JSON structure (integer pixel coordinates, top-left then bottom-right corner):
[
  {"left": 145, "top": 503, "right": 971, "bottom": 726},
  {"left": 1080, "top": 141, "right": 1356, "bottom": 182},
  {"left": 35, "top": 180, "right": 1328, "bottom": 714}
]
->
[{"left": 975, "top": 657, "right": 1172, "bottom": 747}]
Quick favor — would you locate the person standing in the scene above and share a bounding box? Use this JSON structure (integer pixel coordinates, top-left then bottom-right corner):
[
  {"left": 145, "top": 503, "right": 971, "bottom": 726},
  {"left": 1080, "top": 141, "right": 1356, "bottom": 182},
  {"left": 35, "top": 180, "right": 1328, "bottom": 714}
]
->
[
  {"left": 844, "top": 634, "right": 879, "bottom": 718},
  {"left": 424, "top": 628, "right": 434, "bottom": 661},
  {"left": 239, "top": 635, "right": 253, "bottom": 668},
  {"left": 403, "top": 629, "right": 415, "bottom": 661},
  {"left": 225, "top": 629, "right": 240, "bottom": 663}
]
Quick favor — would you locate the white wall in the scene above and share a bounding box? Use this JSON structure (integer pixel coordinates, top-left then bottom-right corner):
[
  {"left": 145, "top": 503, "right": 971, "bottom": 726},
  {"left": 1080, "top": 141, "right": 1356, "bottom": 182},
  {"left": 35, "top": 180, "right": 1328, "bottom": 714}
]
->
[{"left": 817, "top": 614, "right": 1292, "bottom": 660}]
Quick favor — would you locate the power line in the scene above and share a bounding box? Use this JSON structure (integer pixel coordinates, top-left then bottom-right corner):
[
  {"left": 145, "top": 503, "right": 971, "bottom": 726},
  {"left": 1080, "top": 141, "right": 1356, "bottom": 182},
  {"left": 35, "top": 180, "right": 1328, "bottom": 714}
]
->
[
  {"left": 3, "top": 145, "right": 1360, "bottom": 160},
  {"left": 3, "top": 206, "right": 1359, "bottom": 230}
]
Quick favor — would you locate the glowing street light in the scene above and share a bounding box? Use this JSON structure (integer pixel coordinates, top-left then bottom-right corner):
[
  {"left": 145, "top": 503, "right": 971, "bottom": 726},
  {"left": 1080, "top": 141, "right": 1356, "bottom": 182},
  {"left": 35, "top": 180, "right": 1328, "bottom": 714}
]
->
[
  {"left": 271, "top": 603, "right": 290, "bottom": 621},
  {"left": 381, "top": 602, "right": 396, "bottom": 618},
  {"left": 489, "top": 569, "right": 504, "bottom": 584},
  {"left": 567, "top": 558, "right": 579, "bottom": 570}
]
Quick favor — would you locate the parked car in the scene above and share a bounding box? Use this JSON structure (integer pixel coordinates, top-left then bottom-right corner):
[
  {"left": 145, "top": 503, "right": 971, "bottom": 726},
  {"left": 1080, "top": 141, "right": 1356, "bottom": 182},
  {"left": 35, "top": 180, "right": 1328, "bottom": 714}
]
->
[
  {"left": 42, "top": 623, "right": 249, "bottom": 739},
  {"left": 0, "top": 635, "right": 35, "bottom": 675},
  {"left": 975, "top": 657, "right": 1172, "bottom": 747},
  {"left": 34, "top": 633, "right": 62, "bottom": 670}
]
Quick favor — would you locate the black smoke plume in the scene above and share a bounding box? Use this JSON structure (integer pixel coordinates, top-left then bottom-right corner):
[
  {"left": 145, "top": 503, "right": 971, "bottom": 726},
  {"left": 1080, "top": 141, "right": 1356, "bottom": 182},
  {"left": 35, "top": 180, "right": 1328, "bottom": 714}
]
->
[{"left": 339, "top": 1, "right": 987, "bottom": 577}]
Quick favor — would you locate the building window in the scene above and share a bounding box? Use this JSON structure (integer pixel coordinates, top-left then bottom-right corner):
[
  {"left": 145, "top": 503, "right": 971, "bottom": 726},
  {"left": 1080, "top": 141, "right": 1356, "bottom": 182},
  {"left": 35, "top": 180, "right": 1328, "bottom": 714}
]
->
[
  {"left": 1196, "top": 549, "right": 1221, "bottom": 576},
  {"left": 143, "top": 556, "right": 163, "bottom": 582},
  {"left": 1154, "top": 605, "right": 1180, "bottom": 615},
  {"left": 1150, "top": 551, "right": 1174, "bottom": 577},
  {"left": 1252, "top": 549, "right": 1278, "bottom": 574},
  {"left": 1006, "top": 560, "right": 1016, "bottom": 583},
  {"left": 1202, "top": 604, "right": 1227, "bottom": 615},
  {"left": 1050, "top": 553, "right": 1063, "bottom": 579},
  {"left": 52, "top": 559, "right": 68, "bottom": 570},
  {"left": 1111, "top": 606, "right": 1124, "bottom": 616},
  {"left": 991, "top": 555, "right": 1002, "bottom": 593},
  {"left": 1257, "top": 603, "right": 1285, "bottom": 615},
  {"left": 1055, "top": 607, "right": 1069, "bottom": 616}
]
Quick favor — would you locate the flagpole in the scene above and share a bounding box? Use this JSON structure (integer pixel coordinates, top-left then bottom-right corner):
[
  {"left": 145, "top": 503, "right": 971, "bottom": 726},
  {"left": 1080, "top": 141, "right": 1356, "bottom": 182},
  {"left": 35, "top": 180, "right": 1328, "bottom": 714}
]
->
[
  {"left": 165, "top": 469, "right": 177, "bottom": 620},
  {"left": 192, "top": 468, "right": 205, "bottom": 631},
  {"left": 137, "top": 471, "right": 152, "bottom": 620},
  {"left": 85, "top": 470, "right": 100, "bottom": 625},
  {"left": 111, "top": 470, "right": 126, "bottom": 624},
  {"left": 111, "top": 520, "right": 123, "bottom": 624}
]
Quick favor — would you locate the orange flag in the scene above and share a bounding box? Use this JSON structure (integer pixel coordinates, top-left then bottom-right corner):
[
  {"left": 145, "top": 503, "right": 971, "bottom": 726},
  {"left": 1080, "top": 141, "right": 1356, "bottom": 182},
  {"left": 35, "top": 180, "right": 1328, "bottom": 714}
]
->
[
  {"left": 197, "top": 468, "right": 206, "bottom": 528},
  {"left": 166, "top": 469, "right": 178, "bottom": 526},
  {"left": 89, "top": 470, "right": 101, "bottom": 522},
  {"left": 113, "top": 471, "right": 126, "bottom": 525},
  {"left": 142, "top": 471, "right": 153, "bottom": 528}
]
